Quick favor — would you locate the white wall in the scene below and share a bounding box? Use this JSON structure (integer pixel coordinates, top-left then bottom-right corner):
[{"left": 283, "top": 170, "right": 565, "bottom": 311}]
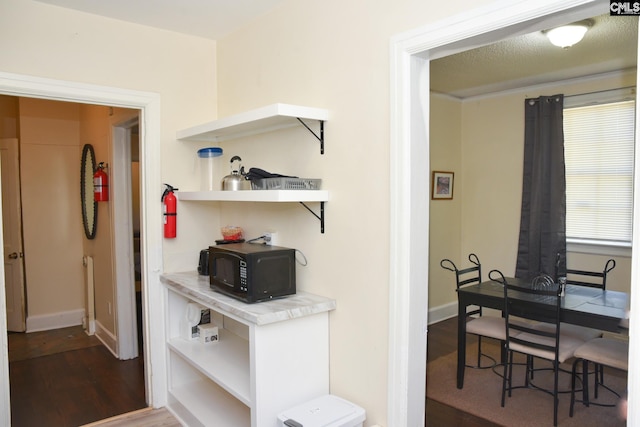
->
[
  {"left": 0, "top": 0, "right": 219, "bottom": 413},
  {"left": 0, "top": 0, "right": 220, "bottom": 272},
  {"left": 79, "top": 104, "right": 118, "bottom": 339},
  {"left": 215, "top": 0, "right": 494, "bottom": 424},
  {"left": 428, "top": 94, "right": 463, "bottom": 311},
  {"left": 18, "top": 98, "right": 85, "bottom": 329}
]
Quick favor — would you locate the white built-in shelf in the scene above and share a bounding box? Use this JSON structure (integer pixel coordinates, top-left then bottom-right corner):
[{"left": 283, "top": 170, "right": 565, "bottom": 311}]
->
[
  {"left": 169, "top": 380, "right": 251, "bottom": 427},
  {"left": 162, "top": 272, "right": 335, "bottom": 427},
  {"left": 177, "top": 103, "right": 328, "bottom": 143},
  {"left": 168, "top": 329, "right": 251, "bottom": 405},
  {"left": 177, "top": 190, "right": 329, "bottom": 203},
  {"left": 176, "top": 103, "right": 329, "bottom": 232}
]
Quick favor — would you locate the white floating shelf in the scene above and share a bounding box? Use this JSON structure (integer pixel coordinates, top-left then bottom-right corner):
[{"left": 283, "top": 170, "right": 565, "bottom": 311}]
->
[
  {"left": 178, "top": 190, "right": 329, "bottom": 203},
  {"left": 177, "top": 103, "right": 329, "bottom": 143}
]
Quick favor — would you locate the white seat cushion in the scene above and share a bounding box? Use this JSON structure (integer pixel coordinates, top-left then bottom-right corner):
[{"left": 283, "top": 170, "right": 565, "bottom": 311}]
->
[
  {"left": 509, "top": 333, "right": 583, "bottom": 363},
  {"left": 466, "top": 316, "right": 505, "bottom": 340},
  {"left": 466, "top": 316, "right": 525, "bottom": 340},
  {"left": 574, "top": 337, "right": 629, "bottom": 371},
  {"left": 534, "top": 322, "right": 602, "bottom": 342}
]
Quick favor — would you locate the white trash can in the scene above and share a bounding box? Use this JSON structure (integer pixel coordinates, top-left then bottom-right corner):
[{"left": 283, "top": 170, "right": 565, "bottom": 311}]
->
[{"left": 277, "top": 394, "right": 366, "bottom": 427}]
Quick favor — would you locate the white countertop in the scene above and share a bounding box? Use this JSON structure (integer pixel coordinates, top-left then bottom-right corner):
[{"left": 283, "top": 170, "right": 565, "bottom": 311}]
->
[{"left": 161, "top": 271, "right": 336, "bottom": 326}]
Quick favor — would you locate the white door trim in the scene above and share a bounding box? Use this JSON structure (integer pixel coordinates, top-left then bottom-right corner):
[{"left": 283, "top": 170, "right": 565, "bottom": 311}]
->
[
  {"left": 111, "top": 115, "right": 140, "bottom": 360},
  {"left": 388, "top": 0, "right": 634, "bottom": 426},
  {"left": 0, "top": 71, "right": 165, "bottom": 425}
]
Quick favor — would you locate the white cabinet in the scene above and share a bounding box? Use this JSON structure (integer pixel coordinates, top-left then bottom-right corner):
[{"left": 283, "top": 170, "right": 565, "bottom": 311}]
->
[
  {"left": 176, "top": 103, "right": 329, "bottom": 232},
  {"left": 161, "top": 271, "right": 336, "bottom": 427}
]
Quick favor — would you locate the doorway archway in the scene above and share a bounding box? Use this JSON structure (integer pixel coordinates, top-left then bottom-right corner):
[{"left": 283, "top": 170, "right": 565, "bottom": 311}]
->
[
  {"left": 0, "top": 71, "right": 165, "bottom": 424},
  {"left": 388, "top": 1, "right": 638, "bottom": 425}
]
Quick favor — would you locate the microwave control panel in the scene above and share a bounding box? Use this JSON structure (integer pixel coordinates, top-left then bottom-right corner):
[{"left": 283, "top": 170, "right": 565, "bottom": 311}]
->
[{"left": 240, "top": 260, "right": 248, "bottom": 292}]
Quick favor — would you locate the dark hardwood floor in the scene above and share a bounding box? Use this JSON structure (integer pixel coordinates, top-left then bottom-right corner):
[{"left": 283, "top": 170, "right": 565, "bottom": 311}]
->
[
  {"left": 8, "top": 326, "right": 146, "bottom": 427},
  {"left": 426, "top": 316, "right": 500, "bottom": 427},
  {"left": 7, "top": 317, "right": 488, "bottom": 426}
]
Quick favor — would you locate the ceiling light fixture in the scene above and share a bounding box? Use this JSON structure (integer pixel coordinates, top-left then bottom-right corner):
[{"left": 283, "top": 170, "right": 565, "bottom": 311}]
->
[{"left": 544, "top": 20, "right": 593, "bottom": 49}]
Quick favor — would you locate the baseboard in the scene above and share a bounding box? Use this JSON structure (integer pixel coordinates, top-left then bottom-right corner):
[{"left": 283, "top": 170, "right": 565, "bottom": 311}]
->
[
  {"left": 26, "top": 309, "right": 84, "bottom": 332},
  {"left": 95, "top": 320, "right": 118, "bottom": 358},
  {"left": 428, "top": 301, "right": 457, "bottom": 325}
]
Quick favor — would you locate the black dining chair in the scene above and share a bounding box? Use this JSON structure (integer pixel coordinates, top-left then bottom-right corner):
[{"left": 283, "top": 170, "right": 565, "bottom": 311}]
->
[
  {"left": 536, "top": 257, "right": 618, "bottom": 343},
  {"left": 490, "top": 270, "right": 583, "bottom": 427},
  {"left": 570, "top": 336, "right": 629, "bottom": 417},
  {"left": 566, "top": 258, "right": 616, "bottom": 290},
  {"left": 536, "top": 258, "right": 619, "bottom": 390},
  {"left": 563, "top": 259, "right": 618, "bottom": 385},
  {"left": 441, "top": 254, "right": 504, "bottom": 369}
]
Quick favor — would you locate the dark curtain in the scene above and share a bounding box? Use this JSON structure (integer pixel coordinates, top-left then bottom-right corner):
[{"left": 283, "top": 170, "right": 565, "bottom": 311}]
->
[{"left": 515, "top": 95, "right": 566, "bottom": 280}]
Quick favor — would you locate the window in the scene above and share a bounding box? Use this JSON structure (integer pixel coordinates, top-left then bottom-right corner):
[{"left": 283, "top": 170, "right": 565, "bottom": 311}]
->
[{"left": 563, "top": 89, "right": 635, "bottom": 246}]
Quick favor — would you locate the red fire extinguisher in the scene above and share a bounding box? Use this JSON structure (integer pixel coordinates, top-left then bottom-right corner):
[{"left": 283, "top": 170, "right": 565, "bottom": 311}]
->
[
  {"left": 94, "top": 162, "right": 109, "bottom": 202},
  {"left": 162, "top": 184, "right": 178, "bottom": 239}
]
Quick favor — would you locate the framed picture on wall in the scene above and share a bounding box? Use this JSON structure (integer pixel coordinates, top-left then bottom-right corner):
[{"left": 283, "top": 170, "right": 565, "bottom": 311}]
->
[{"left": 431, "top": 171, "right": 454, "bottom": 200}]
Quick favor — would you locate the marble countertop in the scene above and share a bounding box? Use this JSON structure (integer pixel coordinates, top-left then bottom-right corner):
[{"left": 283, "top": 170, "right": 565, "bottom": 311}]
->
[{"left": 160, "top": 271, "right": 336, "bottom": 326}]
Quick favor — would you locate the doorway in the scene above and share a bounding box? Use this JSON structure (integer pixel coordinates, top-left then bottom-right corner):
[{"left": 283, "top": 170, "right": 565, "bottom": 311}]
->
[
  {"left": 0, "top": 71, "right": 164, "bottom": 425},
  {"left": 388, "top": 1, "right": 639, "bottom": 426},
  {"left": 1, "top": 99, "right": 146, "bottom": 422},
  {"left": 1, "top": 99, "right": 141, "bottom": 358}
]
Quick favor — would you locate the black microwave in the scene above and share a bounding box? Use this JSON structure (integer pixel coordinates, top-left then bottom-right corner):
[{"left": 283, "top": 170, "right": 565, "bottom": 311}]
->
[{"left": 209, "top": 243, "right": 296, "bottom": 303}]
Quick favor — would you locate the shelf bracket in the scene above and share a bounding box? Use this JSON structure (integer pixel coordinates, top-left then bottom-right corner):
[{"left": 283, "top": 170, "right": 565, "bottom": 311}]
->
[
  {"left": 299, "top": 201, "right": 325, "bottom": 233},
  {"left": 297, "top": 118, "right": 325, "bottom": 154}
]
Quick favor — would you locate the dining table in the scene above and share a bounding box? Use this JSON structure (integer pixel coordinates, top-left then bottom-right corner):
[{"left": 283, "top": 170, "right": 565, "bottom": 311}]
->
[{"left": 455, "top": 277, "right": 629, "bottom": 389}]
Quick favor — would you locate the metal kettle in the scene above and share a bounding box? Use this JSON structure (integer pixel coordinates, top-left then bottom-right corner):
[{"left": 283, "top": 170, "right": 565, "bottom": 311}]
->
[{"left": 221, "top": 156, "right": 250, "bottom": 190}]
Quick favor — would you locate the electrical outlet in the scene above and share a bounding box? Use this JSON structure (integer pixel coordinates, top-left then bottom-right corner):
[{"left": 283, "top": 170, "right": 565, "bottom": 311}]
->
[{"left": 263, "top": 231, "right": 278, "bottom": 246}]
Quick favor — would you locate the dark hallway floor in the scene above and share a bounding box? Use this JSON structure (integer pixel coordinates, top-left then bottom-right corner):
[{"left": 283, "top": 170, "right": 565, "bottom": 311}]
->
[{"left": 8, "top": 326, "right": 146, "bottom": 427}]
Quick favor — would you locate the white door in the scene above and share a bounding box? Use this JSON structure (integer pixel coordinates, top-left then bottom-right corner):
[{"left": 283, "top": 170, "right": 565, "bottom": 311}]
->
[{"left": 1, "top": 138, "right": 25, "bottom": 332}]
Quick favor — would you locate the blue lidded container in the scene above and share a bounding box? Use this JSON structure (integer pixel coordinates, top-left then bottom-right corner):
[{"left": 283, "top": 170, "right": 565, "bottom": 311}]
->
[{"left": 197, "top": 147, "right": 223, "bottom": 191}]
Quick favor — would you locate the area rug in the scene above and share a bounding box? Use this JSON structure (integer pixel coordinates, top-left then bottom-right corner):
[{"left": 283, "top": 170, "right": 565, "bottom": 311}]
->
[{"left": 427, "top": 343, "right": 627, "bottom": 427}]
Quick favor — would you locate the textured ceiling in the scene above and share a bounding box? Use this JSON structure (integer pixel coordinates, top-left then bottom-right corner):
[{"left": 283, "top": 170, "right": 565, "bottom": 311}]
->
[{"left": 430, "top": 14, "right": 638, "bottom": 99}]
